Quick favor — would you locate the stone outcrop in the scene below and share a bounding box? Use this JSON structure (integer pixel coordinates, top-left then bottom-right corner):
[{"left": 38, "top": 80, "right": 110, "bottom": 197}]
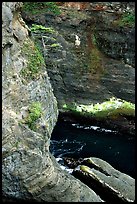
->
[
  {"left": 21, "top": 2, "right": 135, "bottom": 136},
  {"left": 22, "top": 2, "right": 135, "bottom": 108},
  {"left": 59, "top": 108, "right": 135, "bottom": 136},
  {"left": 63, "top": 157, "right": 135, "bottom": 202},
  {"left": 2, "top": 2, "right": 103, "bottom": 202}
]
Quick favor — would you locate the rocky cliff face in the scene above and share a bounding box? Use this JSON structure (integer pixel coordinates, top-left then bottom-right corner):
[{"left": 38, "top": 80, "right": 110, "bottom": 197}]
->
[
  {"left": 22, "top": 2, "right": 135, "bottom": 107},
  {"left": 2, "top": 2, "right": 103, "bottom": 202}
]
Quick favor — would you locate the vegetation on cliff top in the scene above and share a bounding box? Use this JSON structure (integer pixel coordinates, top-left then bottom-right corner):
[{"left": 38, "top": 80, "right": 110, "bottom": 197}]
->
[
  {"left": 63, "top": 97, "right": 135, "bottom": 119},
  {"left": 23, "top": 2, "right": 61, "bottom": 15},
  {"left": 113, "top": 11, "right": 135, "bottom": 27}
]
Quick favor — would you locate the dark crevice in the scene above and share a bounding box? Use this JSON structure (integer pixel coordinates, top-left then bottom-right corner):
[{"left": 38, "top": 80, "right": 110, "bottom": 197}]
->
[{"left": 72, "top": 170, "right": 131, "bottom": 202}]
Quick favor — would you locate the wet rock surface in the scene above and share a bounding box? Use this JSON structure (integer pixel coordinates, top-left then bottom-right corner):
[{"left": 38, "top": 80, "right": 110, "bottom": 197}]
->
[
  {"left": 59, "top": 110, "right": 135, "bottom": 136},
  {"left": 63, "top": 157, "right": 135, "bottom": 202}
]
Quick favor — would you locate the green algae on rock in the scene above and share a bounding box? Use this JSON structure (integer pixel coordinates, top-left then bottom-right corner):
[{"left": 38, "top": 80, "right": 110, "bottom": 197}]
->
[
  {"left": 73, "top": 157, "right": 135, "bottom": 202},
  {"left": 63, "top": 97, "right": 135, "bottom": 119}
]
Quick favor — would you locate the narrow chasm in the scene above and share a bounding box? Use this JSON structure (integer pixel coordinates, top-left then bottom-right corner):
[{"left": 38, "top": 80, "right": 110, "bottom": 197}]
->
[{"left": 2, "top": 2, "right": 135, "bottom": 203}]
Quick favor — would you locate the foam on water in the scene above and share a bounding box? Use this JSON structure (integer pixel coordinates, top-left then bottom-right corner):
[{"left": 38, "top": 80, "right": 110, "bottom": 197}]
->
[{"left": 50, "top": 120, "right": 135, "bottom": 178}]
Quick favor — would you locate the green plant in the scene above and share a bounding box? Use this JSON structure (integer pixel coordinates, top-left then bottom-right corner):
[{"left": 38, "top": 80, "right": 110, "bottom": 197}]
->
[
  {"left": 120, "top": 12, "right": 135, "bottom": 26},
  {"left": 24, "top": 102, "right": 42, "bottom": 131},
  {"left": 14, "top": 141, "right": 19, "bottom": 149},
  {"left": 114, "top": 12, "right": 135, "bottom": 27},
  {"left": 50, "top": 43, "right": 62, "bottom": 48},
  {"left": 30, "top": 24, "right": 55, "bottom": 33},
  {"left": 21, "top": 38, "right": 45, "bottom": 81},
  {"left": 89, "top": 47, "right": 103, "bottom": 75},
  {"left": 23, "top": 2, "right": 61, "bottom": 15},
  {"left": 92, "top": 34, "right": 97, "bottom": 46},
  {"left": 63, "top": 97, "right": 135, "bottom": 119},
  {"left": 23, "top": 2, "right": 43, "bottom": 14},
  {"left": 44, "top": 2, "right": 61, "bottom": 15}
]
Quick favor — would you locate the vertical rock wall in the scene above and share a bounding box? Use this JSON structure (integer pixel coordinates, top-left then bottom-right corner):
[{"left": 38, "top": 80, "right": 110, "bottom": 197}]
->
[
  {"left": 22, "top": 2, "right": 135, "bottom": 106},
  {"left": 2, "top": 2, "right": 103, "bottom": 202}
]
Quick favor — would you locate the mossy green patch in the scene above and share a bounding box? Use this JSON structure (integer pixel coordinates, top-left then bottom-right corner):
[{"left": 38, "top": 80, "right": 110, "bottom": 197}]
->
[
  {"left": 89, "top": 47, "right": 102, "bottom": 74},
  {"left": 80, "top": 165, "right": 91, "bottom": 173},
  {"left": 23, "top": 102, "right": 42, "bottom": 131},
  {"left": 44, "top": 2, "right": 61, "bottom": 15},
  {"left": 113, "top": 12, "right": 135, "bottom": 27},
  {"left": 30, "top": 24, "right": 55, "bottom": 34},
  {"left": 81, "top": 33, "right": 104, "bottom": 77},
  {"left": 23, "top": 2, "right": 61, "bottom": 15},
  {"left": 89, "top": 34, "right": 106, "bottom": 76},
  {"left": 50, "top": 43, "right": 62, "bottom": 48},
  {"left": 21, "top": 38, "right": 45, "bottom": 82},
  {"left": 63, "top": 97, "right": 135, "bottom": 120}
]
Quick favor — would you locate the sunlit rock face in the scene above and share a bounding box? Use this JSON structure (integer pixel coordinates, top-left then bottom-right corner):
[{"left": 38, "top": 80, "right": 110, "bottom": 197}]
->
[
  {"left": 72, "top": 157, "right": 135, "bottom": 202},
  {"left": 2, "top": 2, "right": 103, "bottom": 202}
]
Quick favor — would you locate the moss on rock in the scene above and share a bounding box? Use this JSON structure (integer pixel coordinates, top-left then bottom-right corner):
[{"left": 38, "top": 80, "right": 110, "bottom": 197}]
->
[
  {"left": 63, "top": 97, "right": 135, "bottom": 120},
  {"left": 22, "top": 102, "right": 42, "bottom": 131},
  {"left": 20, "top": 38, "right": 45, "bottom": 82},
  {"left": 23, "top": 2, "right": 61, "bottom": 15},
  {"left": 113, "top": 12, "right": 135, "bottom": 28},
  {"left": 30, "top": 24, "right": 55, "bottom": 34}
]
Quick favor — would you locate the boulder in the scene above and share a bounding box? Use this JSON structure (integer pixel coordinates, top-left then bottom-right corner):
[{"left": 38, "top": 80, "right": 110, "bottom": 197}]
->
[{"left": 67, "top": 157, "right": 135, "bottom": 202}]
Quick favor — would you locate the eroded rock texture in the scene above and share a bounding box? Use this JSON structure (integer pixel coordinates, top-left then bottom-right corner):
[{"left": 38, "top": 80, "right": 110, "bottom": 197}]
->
[
  {"left": 22, "top": 2, "right": 135, "bottom": 107},
  {"left": 64, "top": 157, "right": 135, "bottom": 202},
  {"left": 2, "top": 2, "right": 103, "bottom": 202}
]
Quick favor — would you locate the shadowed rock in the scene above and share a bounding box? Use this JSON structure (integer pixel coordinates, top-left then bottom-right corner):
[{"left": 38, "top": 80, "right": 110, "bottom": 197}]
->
[
  {"left": 72, "top": 157, "right": 135, "bottom": 202},
  {"left": 2, "top": 2, "right": 103, "bottom": 202},
  {"left": 22, "top": 2, "right": 135, "bottom": 106}
]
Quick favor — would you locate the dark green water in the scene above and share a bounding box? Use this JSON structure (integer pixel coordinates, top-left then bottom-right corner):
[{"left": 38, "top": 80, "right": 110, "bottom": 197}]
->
[{"left": 50, "top": 120, "right": 135, "bottom": 178}]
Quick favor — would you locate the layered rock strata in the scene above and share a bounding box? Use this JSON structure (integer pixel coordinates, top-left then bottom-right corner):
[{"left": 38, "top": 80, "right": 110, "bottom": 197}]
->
[
  {"left": 22, "top": 2, "right": 135, "bottom": 106},
  {"left": 2, "top": 2, "right": 103, "bottom": 202},
  {"left": 63, "top": 157, "right": 135, "bottom": 202}
]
